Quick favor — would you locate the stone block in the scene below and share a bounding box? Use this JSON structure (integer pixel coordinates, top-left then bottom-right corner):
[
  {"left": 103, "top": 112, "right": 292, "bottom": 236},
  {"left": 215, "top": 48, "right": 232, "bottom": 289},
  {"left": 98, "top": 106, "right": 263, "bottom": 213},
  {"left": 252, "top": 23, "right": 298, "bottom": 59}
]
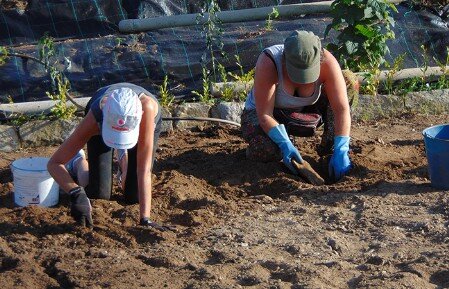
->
[
  {"left": 160, "top": 107, "right": 173, "bottom": 133},
  {"left": 19, "top": 118, "right": 81, "bottom": 148},
  {"left": 173, "top": 103, "right": 211, "bottom": 130},
  {"left": 210, "top": 102, "right": 244, "bottom": 124},
  {"left": 0, "top": 125, "right": 20, "bottom": 152}
]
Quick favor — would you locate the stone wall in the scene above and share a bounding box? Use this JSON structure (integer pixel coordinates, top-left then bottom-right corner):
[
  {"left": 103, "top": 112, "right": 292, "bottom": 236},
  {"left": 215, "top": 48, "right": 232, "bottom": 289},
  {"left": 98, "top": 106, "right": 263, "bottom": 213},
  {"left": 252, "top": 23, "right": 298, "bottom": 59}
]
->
[{"left": 1, "top": 90, "right": 449, "bottom": 152}]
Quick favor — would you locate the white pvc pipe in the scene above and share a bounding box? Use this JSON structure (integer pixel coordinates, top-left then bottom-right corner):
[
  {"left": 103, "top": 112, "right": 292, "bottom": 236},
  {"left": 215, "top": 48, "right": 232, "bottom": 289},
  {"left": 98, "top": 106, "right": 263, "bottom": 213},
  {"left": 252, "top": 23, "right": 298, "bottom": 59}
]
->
[
  {"left": 119, "top": 0, "right": 403, "bottom": 33},
  {"left": 373, "top": 66, "right": 449, "bottom": 83},
  {"left": 211, "top": 66, "right": 449, "bottom": 96},
  {"left": 0, "top": 97, "right": 91, "bottom": 117},
  {"left": 119, "top": 2, "right": 333, "bottom": 33},
  {"left": 0, "top": 98, "right": 241, "bottom": 126}
]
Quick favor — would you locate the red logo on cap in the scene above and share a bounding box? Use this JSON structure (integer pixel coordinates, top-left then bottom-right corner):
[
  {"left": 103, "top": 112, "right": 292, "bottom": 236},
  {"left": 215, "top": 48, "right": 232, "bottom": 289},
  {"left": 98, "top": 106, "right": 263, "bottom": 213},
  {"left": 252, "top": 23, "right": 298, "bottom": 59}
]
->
[{"left": 117, "top": 118, "right": 125, "bottom": 126}]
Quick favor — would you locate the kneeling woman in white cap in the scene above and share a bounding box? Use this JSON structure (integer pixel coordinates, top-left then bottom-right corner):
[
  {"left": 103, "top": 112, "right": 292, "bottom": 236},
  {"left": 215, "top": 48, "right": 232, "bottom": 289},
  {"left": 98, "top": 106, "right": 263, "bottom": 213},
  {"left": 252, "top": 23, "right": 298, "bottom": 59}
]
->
[{"left": 48, "top": 83, "right": 169, "bottom": 230}]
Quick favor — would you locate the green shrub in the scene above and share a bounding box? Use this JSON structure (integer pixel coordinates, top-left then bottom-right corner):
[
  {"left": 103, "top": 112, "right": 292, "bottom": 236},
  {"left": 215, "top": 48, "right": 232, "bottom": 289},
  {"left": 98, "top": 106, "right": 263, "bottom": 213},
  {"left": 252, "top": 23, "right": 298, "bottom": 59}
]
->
[
  {"left": 325, "top": 0, "right": 397, "bottom": 72},
  {"left": 159, "top": 75, "right": 175, "bottom": 108}
]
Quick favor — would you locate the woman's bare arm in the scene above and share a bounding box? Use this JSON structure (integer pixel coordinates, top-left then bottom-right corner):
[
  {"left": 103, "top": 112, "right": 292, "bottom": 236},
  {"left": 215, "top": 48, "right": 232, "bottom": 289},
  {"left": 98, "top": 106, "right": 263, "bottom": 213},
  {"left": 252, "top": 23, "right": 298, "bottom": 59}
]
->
[
  {"left": 47, "top": 111, "right": 99, "bottom": 192},
  {"left": 321, "top": 50, "right": 351, "bottom": 136},
  {"left": 136, "top": 95, "right": 158, "bottom": 219},
  {"left": 254, "top": 53, "right": 279, "bottom": 133}
]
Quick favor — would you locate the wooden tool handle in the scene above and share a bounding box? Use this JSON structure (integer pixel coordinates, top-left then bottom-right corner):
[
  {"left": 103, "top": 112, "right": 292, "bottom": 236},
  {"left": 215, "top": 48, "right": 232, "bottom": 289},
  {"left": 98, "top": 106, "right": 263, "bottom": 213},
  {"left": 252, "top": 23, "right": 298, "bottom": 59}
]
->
[{"left": 292, "top": 159, "right": 325, "bottom": 186}]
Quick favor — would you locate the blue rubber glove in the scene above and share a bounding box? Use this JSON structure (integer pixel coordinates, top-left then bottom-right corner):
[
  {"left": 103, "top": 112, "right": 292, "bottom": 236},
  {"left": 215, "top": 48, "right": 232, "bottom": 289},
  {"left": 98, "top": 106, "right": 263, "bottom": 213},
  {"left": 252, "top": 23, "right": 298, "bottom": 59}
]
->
[
  {"left": 329, "top": 136, "right": 352, "bottom": 181},
  {"left": 268, "top": 124, "right": 303, "bottom": 174}
]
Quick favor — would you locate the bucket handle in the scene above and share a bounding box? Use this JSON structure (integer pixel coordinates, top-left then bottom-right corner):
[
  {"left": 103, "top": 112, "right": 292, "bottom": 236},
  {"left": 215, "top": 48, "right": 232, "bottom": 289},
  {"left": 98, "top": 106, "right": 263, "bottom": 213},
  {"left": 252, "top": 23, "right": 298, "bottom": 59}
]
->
[{"left": 423, "top": 131, "right": 434, "bottom": 139}]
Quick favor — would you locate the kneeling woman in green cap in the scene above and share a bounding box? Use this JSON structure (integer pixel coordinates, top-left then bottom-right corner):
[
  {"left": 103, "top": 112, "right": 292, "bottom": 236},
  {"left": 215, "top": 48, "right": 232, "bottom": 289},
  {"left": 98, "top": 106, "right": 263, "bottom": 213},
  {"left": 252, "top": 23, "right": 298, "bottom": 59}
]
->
[
  {"left": 48, "top": 83, "right": 171, "bottom": 230},
  {"left": 241, "top": 30, "right": 355, "bottom": 182}
]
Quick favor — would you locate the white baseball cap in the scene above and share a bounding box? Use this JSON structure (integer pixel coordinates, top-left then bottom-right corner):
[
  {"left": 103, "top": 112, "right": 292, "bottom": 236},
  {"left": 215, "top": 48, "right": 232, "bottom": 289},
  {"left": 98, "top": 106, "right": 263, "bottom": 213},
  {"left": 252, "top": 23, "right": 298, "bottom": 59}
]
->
[{"left": 102, "top": 87, "right": 143, "bottom": 149}]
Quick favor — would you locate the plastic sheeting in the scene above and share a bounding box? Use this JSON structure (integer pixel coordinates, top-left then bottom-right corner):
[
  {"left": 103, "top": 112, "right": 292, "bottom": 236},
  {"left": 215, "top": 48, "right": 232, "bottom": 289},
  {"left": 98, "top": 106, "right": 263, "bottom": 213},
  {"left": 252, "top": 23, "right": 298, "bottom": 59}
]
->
[
  {"left": 0, "top": 0, "right": 282, "bottom": 44},
  {"left": 0, "top": 0, "right": 448, "bottom": 103}
]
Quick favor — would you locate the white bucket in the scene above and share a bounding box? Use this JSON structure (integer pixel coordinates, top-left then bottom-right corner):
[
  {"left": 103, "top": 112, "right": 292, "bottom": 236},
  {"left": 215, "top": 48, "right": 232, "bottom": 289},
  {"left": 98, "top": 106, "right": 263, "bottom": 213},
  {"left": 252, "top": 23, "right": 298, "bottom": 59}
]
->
[{"left": 10, "top": 157, "right": 59, "bottom": 207}]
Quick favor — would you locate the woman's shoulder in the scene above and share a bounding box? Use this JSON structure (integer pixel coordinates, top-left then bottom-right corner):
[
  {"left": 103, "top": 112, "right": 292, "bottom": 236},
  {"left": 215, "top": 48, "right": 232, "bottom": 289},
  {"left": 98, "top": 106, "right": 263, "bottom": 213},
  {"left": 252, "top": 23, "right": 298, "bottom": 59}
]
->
[
  {"left": 320, "top": 50, "right": 342, "bottom": 77},
  {"left": 139, "top": 93, "right": 159, "bottom": 111},
  {"left": 263, "top": 44, "right": 284, "bottom": 59},
  {"left": 321, "top": 49, "right": 340, "bottom": 67}
]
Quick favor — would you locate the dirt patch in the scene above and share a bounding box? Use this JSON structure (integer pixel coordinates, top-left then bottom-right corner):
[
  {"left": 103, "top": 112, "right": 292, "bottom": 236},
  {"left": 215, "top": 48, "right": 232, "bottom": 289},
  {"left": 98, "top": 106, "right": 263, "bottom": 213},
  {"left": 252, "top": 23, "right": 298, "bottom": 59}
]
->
[{"left": 1, "top": 113, "right": 449, "bottom": 288}]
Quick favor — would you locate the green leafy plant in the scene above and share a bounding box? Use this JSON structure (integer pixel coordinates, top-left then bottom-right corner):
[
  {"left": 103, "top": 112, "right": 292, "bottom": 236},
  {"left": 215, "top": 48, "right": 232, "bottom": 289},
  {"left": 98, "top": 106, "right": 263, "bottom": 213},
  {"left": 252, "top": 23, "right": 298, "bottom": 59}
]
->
[
  {"left": 228, "top": 55, "right": 255, "bottom": 83},
  {"left": 46, "top": 73, "right": 76, "bottom": 119},
  {"left": 229, "top": 67, "right": 255, "bottom": 83},
  {"left": 210, "top": 55, "right": 255, "bottom": 102},
  {"left": 391, "top": 45, "right": 436, "bottom": 97},
  {"left": 360, "top": 45, "right": 449, "bottom": 97},
  {"left": 325, "top": 0, "right": 398, "bottom": 72},
  {"left": 197, "top": 0, "right": 224, "bottom": 82},
  {"left": 419, "top": 44, "right": 430, "bottom": 90},
  {"left": 397, "top": 76, "right": 421, "bottom": 109},
  {"left": 394, "top": 71, "right": 449, "bottom": 113},
  {"left": 0, "top": 46, "right": 8, "bottom": 65},
  {"left": 38, "top": 33, "right": 59, "bottom": 88},
  {"left": 227, "top": 55, "right": 255, "bottom": 101},
  {"left": 219, "top": 84, "right": 236, "bottom": 102},
  {"left": 192, "top": 0, "right": 226, "bottom": 103},
  {"left": 4, "top": 34, "right": 79, "bottom": 119},
  {"left": 37, "top": 33, "right": 78, "bottom": 119},
  {"left": 382, "top": 53, "right": 405, "bottom": 95},
  {"left": 114, "top": 37, "right": 126, "bottom": 47},
  {"left": 4, "top": 95, "right": 48, "bottom": 126},
  {"left": 216, "top": 62, "right": 234, "bottom": 101},
  {"left": 38, "top": 32, "right": 56, "bottom": 70},
  {"left": 8, "top": 113, "right": 33, "bottom": 126},
  {"left": 360, "top": 67, "right": 381, "bottom": 96},
  {"left": 217, "top": 61, "right": 227, "bottom": 82},
  {"left": 159, "top": 75, "right": 175, "bottom": 108},
  {"left": 265, "top": 7, "right": 279, "bottom": 31},
  {"left": 434, "top": 47, "right": 449, "bottom": 89},
  {"left": 2, "top": 35, "right": 76, "bottom": 120},
  {"left": 192, "top": 67, "right": 213, "bottom": 103}
]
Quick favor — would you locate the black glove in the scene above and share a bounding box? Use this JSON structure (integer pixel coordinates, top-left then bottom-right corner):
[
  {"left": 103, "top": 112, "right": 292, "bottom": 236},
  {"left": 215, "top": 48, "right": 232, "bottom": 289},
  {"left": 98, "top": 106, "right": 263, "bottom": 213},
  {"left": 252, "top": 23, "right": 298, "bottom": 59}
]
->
[
  {"left": 140, "top": 218, "right": 176, "bottom": 232},
  {"left": 69, "top": 187, "right": 93, "bottom": 227}
]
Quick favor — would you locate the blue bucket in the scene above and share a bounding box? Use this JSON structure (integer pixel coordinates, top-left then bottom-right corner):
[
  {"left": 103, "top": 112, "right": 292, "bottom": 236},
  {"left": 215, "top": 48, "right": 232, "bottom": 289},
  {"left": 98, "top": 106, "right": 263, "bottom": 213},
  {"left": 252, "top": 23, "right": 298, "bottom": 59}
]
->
[{"left": 422, "top": 124, "right": 449, "bottom": 189}]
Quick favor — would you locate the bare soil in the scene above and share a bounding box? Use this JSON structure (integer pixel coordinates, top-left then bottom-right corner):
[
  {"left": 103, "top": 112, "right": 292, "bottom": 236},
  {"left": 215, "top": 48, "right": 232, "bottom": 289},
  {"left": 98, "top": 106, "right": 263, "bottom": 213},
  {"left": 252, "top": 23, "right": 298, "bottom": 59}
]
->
[{"left": 1, "top": 113, "right": 449, "bottom": 289}]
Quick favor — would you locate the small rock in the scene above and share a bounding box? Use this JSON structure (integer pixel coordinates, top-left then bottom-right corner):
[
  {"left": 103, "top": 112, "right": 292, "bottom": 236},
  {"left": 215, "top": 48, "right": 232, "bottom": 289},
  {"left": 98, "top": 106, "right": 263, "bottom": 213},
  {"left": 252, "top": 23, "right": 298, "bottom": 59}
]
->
[
  {"left": 238, "top": 275, "right": 262, "bottom": 286},
  {"left": 327, "top": 238, "right": 341, "bottom": 253},
  {"left": 192, "top": 267, "right": 214, "bottom": 280},
  {"left": 366, "top": 255, "right": 384, "bottom": 265},
  {"left": 356, "top": 264, "right": 369, "bottom": 271},
  {"left": 284, "top": 244, "right": 300, "bottom": 255},
  {"left": 322, "top": 261, "right": 340, "bottom": 268},
  {"left": 253, "top": 195, "right": 274, "bottom": 204}
]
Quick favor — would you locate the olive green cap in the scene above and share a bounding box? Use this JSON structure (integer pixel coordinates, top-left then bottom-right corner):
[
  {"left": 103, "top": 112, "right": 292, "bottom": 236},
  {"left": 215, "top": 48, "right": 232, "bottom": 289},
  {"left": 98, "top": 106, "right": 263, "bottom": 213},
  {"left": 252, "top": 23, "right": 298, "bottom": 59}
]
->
[{"left": 284, "top": 30, "right": 321, "bottom": 84}]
